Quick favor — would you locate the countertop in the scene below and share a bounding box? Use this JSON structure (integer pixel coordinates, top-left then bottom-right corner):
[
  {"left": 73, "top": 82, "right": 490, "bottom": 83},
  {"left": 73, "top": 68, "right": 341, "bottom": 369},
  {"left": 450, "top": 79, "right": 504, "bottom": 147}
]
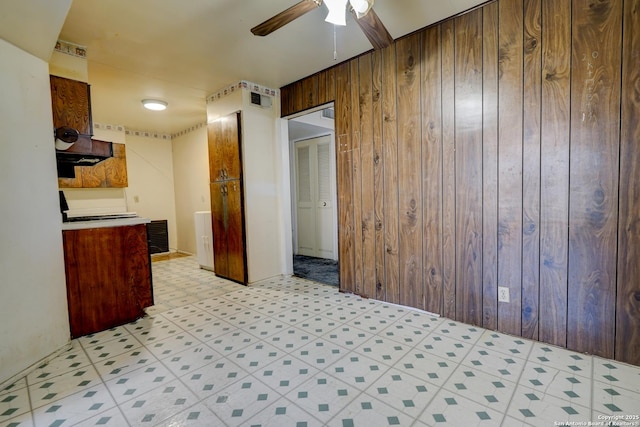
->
[{"left": 61, "top": 216, "right": 151, "bottom": 231}]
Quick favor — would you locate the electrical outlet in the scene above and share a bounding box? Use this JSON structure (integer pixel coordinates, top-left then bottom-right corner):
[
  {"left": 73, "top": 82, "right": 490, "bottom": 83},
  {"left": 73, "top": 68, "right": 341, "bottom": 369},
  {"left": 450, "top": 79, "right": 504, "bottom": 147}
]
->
[{"left": 498, "top": 286, "right": 510, "bottom": 303}]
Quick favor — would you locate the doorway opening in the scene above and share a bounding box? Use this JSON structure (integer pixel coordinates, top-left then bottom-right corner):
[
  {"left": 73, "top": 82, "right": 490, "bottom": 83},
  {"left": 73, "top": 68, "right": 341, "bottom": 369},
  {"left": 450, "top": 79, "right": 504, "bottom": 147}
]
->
[{"left": 288, "top": 104, "right": 338, "bottom": 286}]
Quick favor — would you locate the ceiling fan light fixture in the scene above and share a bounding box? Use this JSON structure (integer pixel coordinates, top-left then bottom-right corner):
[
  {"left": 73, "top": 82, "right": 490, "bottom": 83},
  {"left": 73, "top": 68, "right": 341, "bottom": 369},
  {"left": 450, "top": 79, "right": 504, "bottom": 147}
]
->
[
  {"left": 142, "top": 99, "right": 168, "bottom": 111},
  {"left": 324, "top": 0, "right": 348, "bottom": 25},
  {"left": 349, "top": 0, "right": 373, "bottom": 17}
]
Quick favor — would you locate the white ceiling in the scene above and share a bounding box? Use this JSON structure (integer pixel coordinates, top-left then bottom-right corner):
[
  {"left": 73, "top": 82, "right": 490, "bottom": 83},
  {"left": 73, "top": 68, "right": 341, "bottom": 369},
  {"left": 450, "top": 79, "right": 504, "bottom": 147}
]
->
[{"left": 5, "top": 0, "right": 488, "bottom": 135}]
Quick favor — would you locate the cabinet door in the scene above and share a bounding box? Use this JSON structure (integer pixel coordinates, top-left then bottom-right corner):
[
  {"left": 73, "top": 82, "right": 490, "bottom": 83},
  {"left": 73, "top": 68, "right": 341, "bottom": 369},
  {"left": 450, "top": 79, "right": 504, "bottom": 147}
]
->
[
  {"left": 207, "top": 112, "right": 242, "bottom": 181},
  {"left": 210, "top": 182, "right": 229, "bottom": 277},
  {"left": 226, "top": 179, "right": 247, "bottom": 283},
  {"left": 221, "top": 112, "right": 242, "bottom": 180},
  {"left": 63, "top": 224, "right": 152, "bottom": 338},
  {"left": 50, "top": 75, "right": 92, "bottom": 135},
  {"left": 208, "top": 120, "right": 225, "bottom": 182}
]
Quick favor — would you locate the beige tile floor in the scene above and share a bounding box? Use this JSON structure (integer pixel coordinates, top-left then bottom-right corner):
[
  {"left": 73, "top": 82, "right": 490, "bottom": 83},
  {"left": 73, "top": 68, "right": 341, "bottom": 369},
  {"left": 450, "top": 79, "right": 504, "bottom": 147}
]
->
[{"left": 1, "top": 256, "right": 639, "bottom": 426}]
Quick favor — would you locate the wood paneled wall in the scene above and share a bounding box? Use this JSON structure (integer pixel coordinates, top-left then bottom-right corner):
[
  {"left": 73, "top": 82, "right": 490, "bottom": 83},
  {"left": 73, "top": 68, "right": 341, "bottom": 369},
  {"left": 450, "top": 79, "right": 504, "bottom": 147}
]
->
[{"left": 280, "top": 0, "right": 640, "bottom": 366}]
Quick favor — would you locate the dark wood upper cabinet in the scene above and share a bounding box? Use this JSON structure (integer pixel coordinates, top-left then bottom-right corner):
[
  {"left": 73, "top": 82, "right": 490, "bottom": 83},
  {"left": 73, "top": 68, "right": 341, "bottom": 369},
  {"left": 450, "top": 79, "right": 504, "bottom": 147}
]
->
[
  {"left": 50, "top": 75, "right": 93, "bottom": 136},
  {"left": 208, "top": 114, "right": 242, "bottom": 181},
  {"left": 50, "top": 75, "right": 128, "bottom": 185}
]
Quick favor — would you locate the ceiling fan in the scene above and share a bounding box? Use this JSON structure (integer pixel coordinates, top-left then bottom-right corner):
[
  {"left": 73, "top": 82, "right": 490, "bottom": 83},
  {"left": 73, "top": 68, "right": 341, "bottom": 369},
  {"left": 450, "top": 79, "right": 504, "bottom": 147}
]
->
[{"left": 251, "top": 0, "right": 393, "bottom": 50}]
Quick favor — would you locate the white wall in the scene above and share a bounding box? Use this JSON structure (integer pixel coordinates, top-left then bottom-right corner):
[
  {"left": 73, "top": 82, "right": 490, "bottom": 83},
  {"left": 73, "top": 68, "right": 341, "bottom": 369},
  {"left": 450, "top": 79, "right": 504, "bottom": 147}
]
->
[
  {"left": 0, "top": 39, "right": 70, "bottom": 385},
  {"left": 240, "top": 91, "right": 283, "bottom": 282},
  {"left": 125, "top": 134, "right": 178, "bottom": 250},
  {"left": 172, "top": 126, "right": 210, "bottom": 254}
]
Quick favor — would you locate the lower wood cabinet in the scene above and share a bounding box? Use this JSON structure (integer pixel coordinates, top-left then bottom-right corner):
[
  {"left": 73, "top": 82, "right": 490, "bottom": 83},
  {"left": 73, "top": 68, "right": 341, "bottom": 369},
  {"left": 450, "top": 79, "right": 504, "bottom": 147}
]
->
[
  {"left": 62, "top": 223, "right": 153, "bottom": 338},
  {"left": 210, "top": 180, "right": 247, "bottom": 284}
]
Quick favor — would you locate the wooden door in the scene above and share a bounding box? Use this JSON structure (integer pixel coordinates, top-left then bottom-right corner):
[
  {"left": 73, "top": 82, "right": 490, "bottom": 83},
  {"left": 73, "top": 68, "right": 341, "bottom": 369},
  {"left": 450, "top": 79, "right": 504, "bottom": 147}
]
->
[
  {"left": 295, "top": 142, "right": 315, "bottom": 256},
  {"left": 315, "top": 140, "right": 334, "bottom": 259},
  {"left": 210, "top": 182, "right": 229, "bottom": 277},
  {"left": 208, "top": 112, "right": 242, "bottom": 181},
  {"left": 222, "top": 113, "right": 242, "bottom": 180},
  {"left": 226, "top": 179, "right": 247, "bottom": 283},
  {"left": 294, "top": 135, "right": 335, "bottom": 259},
  {"left": 208, "top": 111, "right": 247, "bottom": 284},
  {"left": 208, "top": 121, "right": 225, "bottom": 182}
]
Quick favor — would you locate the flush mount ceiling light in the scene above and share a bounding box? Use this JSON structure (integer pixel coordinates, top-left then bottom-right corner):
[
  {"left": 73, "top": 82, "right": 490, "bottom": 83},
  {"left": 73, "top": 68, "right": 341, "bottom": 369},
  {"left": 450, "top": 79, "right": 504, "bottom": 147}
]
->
[{"left": 141, "top": 99, "right": 168, "bottom": 111}]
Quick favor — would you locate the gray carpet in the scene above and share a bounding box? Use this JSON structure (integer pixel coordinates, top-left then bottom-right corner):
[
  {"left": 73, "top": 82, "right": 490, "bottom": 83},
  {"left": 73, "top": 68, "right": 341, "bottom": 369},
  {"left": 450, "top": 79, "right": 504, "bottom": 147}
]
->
[{"left": 293, "top": 255, "right": 339, "bottom": 286}]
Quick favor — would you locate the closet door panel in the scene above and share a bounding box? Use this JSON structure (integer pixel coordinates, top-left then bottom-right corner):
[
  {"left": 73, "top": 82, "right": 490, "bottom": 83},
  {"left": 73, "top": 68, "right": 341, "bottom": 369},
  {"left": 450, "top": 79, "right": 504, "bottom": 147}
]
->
[
  {"left": 210, "top": 182, "right": 229, "bottom": 277},
  {"left": 222, "top": 113, "right": 243, "bottom": 180},
  {"left": 226, "top": 180, "right": 246, "bottom": 283}
]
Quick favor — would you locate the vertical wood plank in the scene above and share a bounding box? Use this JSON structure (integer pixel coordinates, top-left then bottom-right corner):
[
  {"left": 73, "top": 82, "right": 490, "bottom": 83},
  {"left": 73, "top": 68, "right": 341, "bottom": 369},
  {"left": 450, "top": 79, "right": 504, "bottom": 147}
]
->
[
  {"left": 293, "top": 80, "right": 304, "bottom": 114},
  {"left": 454, "top": 10, "right": 484, "bottom": 326},
  {"left": 335, "top": 62, "right": 356, "bottom": 293},
  {"left": 359, "top": 54, "right": 377, "bottom": 298},
  {"left": 396, "top": 33, "right": 423, "bottom": 309},
  {"left": 326, "top": 67, "right": 336, "bottom": 103},
  {"left": 441, "top": 20, "right": 457, "bottom": 319},
  {"left": 522, "top": 0, "right": 542, "bottom": 340},
  {"left": 302, "top": 74, "right": 319, "bottom": 109},
  {"left": 539, "top": 0, "right": 571, "bottom": 348},
  {"left": 382, "top": 45, "right": 400, "bottom": 304},
  {"left": 318, "top": 68, "right": 336, "bottom": 105},
  {"left": 421, "top": 25, "right": 444, "bottom": 315},
  {"left": 372, "top": 50, "right": 386, "bottom": 301},
  {"left": 568, "top": 0, "right": 622, "bottom": 359},
  {"left": 616, "top": 0, "right": 640, "bottom": 366},
  {"left": 497, "top": 0, "right": 524, "bottom": 336},
  {"left": 482, "top": 1, "right": 499, "bottom": 330},
  {"left": 350, "top": 59, "right": 364, "bottom": 295},
  {"left": 280, "top": 84, "right": 293, "bottom": 117}
]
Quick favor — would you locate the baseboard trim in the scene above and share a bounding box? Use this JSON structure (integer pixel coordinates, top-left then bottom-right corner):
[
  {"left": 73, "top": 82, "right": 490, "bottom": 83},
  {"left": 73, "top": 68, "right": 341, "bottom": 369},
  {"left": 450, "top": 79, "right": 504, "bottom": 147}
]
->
[{"left": 0, "top": 341, "right": 72, "bottom": 389}]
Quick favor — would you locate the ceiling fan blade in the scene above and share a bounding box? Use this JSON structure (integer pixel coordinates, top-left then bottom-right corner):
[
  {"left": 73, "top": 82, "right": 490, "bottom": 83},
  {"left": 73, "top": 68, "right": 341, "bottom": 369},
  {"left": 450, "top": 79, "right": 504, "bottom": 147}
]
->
[
  {"left": 251, "top": 0, "right": 323, "bottom": 36},
  {"left": 351, "top": 7, "right": 393, "bottom": 50}
]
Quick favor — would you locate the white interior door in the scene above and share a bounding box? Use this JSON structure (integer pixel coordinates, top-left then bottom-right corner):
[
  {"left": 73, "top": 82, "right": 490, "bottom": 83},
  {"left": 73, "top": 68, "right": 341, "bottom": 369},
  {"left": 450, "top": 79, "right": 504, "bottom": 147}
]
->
[{"left": 295, "top": 135, "right": 334, "bottom": 259}]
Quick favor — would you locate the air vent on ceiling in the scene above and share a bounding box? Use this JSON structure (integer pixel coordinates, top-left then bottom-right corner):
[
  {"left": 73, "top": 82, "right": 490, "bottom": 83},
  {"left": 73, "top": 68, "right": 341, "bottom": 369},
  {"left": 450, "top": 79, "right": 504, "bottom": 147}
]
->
[{"left": 250, "top": 91, "right": 272, "bottom": 108}]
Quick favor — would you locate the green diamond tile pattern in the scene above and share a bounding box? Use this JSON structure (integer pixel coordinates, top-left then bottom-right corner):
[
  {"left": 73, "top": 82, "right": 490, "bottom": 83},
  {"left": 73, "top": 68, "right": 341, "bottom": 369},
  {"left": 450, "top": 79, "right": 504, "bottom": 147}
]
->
[
  {"left": 333, "top": 396, "right": 415, "bottom": 427},
  {"left": 594, "top": 358, "right": 640, "bottom": 393},
  {"left": 285, "top": 375, "right": 358, "bottom": 423},
  {"left": 6, "top": 256, "right": 640, "bottom": 427},
  {"left": 593, "top": 382, "right": 640, "bottom": 415},
  {"left": 246, "top": 398, "right": 323, "bottom": 427},
  {"left": 423, "top": 391, "right": 503, "bottom": 425},
  {"left": 508, "top": 385, "right": 591, "bottom": 425},
  {"left": 120, "top": 380, "right": 199, "bottom": 426}
]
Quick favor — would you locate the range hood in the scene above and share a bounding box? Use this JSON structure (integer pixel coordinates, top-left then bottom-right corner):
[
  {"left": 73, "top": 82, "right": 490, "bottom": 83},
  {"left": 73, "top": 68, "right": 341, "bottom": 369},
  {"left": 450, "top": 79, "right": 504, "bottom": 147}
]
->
[{"left": 55, "top": 126, "right": 113, "bottom": 178}]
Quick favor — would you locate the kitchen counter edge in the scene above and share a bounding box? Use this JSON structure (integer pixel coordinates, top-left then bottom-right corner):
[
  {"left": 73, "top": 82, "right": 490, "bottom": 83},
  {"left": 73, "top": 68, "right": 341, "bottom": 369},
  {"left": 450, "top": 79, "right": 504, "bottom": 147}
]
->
[{"left": 61, "top": 217, "right": 151, "bottom": 231}]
